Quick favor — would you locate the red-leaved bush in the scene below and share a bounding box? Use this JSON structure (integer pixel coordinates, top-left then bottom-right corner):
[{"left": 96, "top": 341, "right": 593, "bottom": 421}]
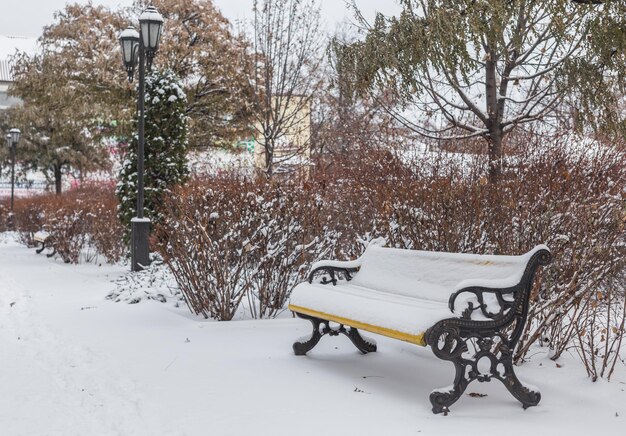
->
[
  {"left": 157, "top": 136, "right": 625, "bottom": 379},
  {"left": 11, "top": 184, "right": 125, "bottom": 263}
]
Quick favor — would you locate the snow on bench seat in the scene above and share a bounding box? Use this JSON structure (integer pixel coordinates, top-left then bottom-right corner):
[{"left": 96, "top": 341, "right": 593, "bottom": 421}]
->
[
  {"left": 33, "top": 231, "right": 50, "bottom": 243},
  {"left": 289, "top": 242, "right": 548, "bottom": 346}
]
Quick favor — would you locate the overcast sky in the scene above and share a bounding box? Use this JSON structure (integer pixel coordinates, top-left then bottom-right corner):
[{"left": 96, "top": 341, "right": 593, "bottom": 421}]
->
[{"left": 0, "top": 1, "right": 402, "bottom": 39}]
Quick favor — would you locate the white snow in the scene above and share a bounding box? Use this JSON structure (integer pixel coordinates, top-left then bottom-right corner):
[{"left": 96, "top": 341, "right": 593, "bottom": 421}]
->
[
  {"left": 187, "top": 148, "right": 254, "bottom": 176},
  {"left": 310, "top": 236, "right": 386, "bottom": 271},
  {"left": 0, "top": 233, "right": 624, "bottom": 435},
  {"left": 33, "top": 230, "right": 50, "bottom": 241}
]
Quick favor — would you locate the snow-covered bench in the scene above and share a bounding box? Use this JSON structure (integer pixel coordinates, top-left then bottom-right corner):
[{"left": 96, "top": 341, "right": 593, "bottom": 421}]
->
[
  {"left": 288, "top": 239, "right": 551, "bottom": 414},
  {"left": 34, "top": 231, "right": 56, "bottom": 258}
]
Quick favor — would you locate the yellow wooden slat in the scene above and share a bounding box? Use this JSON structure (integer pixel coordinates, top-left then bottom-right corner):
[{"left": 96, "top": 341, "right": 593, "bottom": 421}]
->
[{"left": 288, "top": 304, "right": 427, "bottom": 347}]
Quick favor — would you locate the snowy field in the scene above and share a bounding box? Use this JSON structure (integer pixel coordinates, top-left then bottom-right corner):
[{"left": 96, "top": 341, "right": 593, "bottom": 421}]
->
[{"left": 0, "top": 233, "right": 624, "bottom": 436}]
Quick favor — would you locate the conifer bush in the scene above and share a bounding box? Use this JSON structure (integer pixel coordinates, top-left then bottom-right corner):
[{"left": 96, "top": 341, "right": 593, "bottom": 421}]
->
[{"left": 117, "top": 69, "right": 189, "bottom": 233}]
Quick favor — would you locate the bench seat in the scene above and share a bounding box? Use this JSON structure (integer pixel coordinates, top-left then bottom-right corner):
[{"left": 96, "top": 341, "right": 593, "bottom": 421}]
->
[
  {"left": 290, "top": 283, "right": 453, "bottom": 346},
  {"left": 33, "top": 231, "right": 50, "bottom": 243},
  {"left": 289, "top": 242, "right": 547, "bottom": 346}
]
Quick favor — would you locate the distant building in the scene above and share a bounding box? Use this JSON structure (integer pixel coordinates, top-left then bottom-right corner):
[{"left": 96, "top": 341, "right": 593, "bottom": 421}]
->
[
  {"left": 0, "top": 60, "right": 21, "bottom": 110},
  {"left": 252, "top": 95, "right": 312, "bottom": 175},
  {"left": 0, "top": 35, "right": 37, "bottom": 110}
]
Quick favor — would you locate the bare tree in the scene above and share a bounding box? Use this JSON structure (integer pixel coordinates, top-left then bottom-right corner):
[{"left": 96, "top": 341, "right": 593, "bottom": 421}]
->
[
  {"left": 345, "top": 0, "right": 626, "bottom": 182},
  {"left": 249, "top": 0, "right": 325, "bottom": 177},
  {"left": 311, "top": 28, "right": 411, "bottom": 162}
]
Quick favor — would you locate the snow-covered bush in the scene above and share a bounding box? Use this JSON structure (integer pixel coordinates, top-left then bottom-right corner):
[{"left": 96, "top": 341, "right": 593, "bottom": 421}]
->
[
  {"left": 0, "top": 201, "right": 8, "bottom": 232},
  {"left": 85, "top": 185, "right": 127, "bottom": 262},
  {"left": 157, "top": 135, "right": 624, "bottom": 378},
  {"left": 107, "top": 253, "right": 182, "bottom": 305},
  {"left": 11, "top": 195, "right": 48, "bottom": 247},
  {"left": 156, "top": 177, "right": 319, "bottom": 320},
  {"left": 12, "top": 185, "right": 125, "bottom": 263},
  {"left": 43, "top": 198, "right": 87, "bottom": 264}
]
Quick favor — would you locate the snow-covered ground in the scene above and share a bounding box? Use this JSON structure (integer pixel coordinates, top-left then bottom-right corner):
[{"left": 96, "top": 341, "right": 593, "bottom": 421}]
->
[{"left": 0, "top": 233, "right": 624, "bottom": 436}]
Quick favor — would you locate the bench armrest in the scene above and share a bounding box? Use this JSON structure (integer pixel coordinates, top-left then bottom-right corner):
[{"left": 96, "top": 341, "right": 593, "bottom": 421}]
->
[
  {"left": 307, "top": 237, "right": 386, "bottom": 285},
  {"left": 448, "top": 246, "right": 552, "bottom": 321},
  {"left": 308, "top": 263, "right": 360, "bottom": 285},
  {"left": 448, "top": 285, "right": 516, "bottom": 320}
]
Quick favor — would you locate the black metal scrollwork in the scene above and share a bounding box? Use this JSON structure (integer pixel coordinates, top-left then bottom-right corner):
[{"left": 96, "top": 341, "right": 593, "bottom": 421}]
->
[
  {"left": 425, "top": 248, "right": 551, "bottom": 414},
  {"left": 308, "top": 266, "right": 359, "bottom": 285},
  {"left": 448, "top": 286, "right": 516, "bottom": 320},
  {"left": 426, "top": 325, "right": 541, "bottom": 414}
]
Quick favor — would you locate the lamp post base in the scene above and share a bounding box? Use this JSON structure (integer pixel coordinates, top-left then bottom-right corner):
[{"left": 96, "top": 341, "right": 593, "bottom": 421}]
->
[
  {"left": 6, "top": 212, "right": 14, "bottom": 231},
  {"left": 131, "top": 217, "right": 151, "bottom": 272}
]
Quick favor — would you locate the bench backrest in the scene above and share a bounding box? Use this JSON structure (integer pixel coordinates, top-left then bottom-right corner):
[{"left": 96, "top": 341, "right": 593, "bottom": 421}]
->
[{"left": 350, "top": 244, "right": 545, "bottom": 302}]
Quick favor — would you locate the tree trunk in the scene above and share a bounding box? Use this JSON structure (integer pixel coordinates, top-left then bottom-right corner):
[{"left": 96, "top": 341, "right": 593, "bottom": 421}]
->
[
  {"left": 488, "top": 131, "right": 503, "bottom": 183},
  {"left": 54, "top": 164, "right": 62, "bottom": 195},
  {"left": 485, "top": 50, "right": 503, "bottom": 184},
  {"left": 265, "top": 140, "right": 274, "bottom": 178}
]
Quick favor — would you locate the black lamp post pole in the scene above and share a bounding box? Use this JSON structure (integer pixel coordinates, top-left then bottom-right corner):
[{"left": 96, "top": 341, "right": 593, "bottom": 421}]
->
[
  {"left": 130, "top": 37, "right": 150, "bottom": 272},
  {"left": 10, "top": 139, "right": 15, "bottom": 213},
  {"left": 137, "top": 41, "right": 146, "bottom": 219}
]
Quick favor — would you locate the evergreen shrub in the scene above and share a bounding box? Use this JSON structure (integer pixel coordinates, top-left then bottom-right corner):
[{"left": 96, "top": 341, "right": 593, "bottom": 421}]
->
[{"left": 117, "top": 69, "right": 189, "bottom": 233}]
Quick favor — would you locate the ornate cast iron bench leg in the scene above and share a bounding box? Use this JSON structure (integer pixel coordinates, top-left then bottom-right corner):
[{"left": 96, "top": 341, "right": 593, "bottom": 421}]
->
[
  {"left": 345, "top": 326, "right": 377, "bottom": 353},
  {"left": 34, "top": 237, "right": 56, "bottom": 258},
  {"left": 499, "top": 355, "right": 541, "bottom": 409},
  {"left": 293, "top": 312, "right": 377, "bottom": 355},
  {"left": 36, "top": 241, "right": 46, "bottom": 254},
  {"left": 426, "top": 325, "right": 540, "bottom": 414},
  {"left": 293, "top": 313, "right": 324, "bottom": 355}
]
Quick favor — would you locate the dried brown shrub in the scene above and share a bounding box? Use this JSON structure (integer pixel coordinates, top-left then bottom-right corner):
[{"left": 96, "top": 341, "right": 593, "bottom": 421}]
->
[
  {"left": 12, "top": 195, "right": 48, "bottom": 247},
  {"left": 11, "top": 184, "right": 125, "bottom": 263},
  {"left": 315, "top": 136, "right": 626, "bottom": 378},
  {"left": 156, "top": 177, "right": 318, "bottom": 320},
  {"left": 159, "top": 133, "right": 624, "bottom": 378},
  {"left": 0, "top": 200, "right": 11, "bottom": 233}
]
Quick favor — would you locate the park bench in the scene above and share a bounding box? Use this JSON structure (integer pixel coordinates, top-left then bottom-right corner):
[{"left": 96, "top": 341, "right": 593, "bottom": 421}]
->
[
  {"left": 288, "top": 238, "right": 551, "bottom": 414},
  {"left": 33, "top": 231, "right": 56, "bottom": 258}
]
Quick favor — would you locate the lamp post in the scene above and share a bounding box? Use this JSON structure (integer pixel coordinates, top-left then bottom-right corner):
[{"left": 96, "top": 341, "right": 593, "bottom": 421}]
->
[
  {"left": 118, "top": 6, "right": 164, "bottom": 272},
  {"left": 4, "top": 134, "right": 8, "bottom": 228},
  {"left": 7, "top": 129, "right": 20, "bottom": 227}
]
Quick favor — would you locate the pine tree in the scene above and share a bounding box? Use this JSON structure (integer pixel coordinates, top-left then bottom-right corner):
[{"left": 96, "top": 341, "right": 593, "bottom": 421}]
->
[{"left": 117, "top": 69, "right": 189, "bottom": 232}]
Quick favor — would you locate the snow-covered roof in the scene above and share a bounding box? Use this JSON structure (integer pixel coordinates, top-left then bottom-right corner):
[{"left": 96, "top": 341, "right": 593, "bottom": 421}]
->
[
  {"left": 0, "top": 36, "right": 37, "bottom": 82},
  {"left": 0, "top": 35, "right": 36, "bottom": 57}
]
